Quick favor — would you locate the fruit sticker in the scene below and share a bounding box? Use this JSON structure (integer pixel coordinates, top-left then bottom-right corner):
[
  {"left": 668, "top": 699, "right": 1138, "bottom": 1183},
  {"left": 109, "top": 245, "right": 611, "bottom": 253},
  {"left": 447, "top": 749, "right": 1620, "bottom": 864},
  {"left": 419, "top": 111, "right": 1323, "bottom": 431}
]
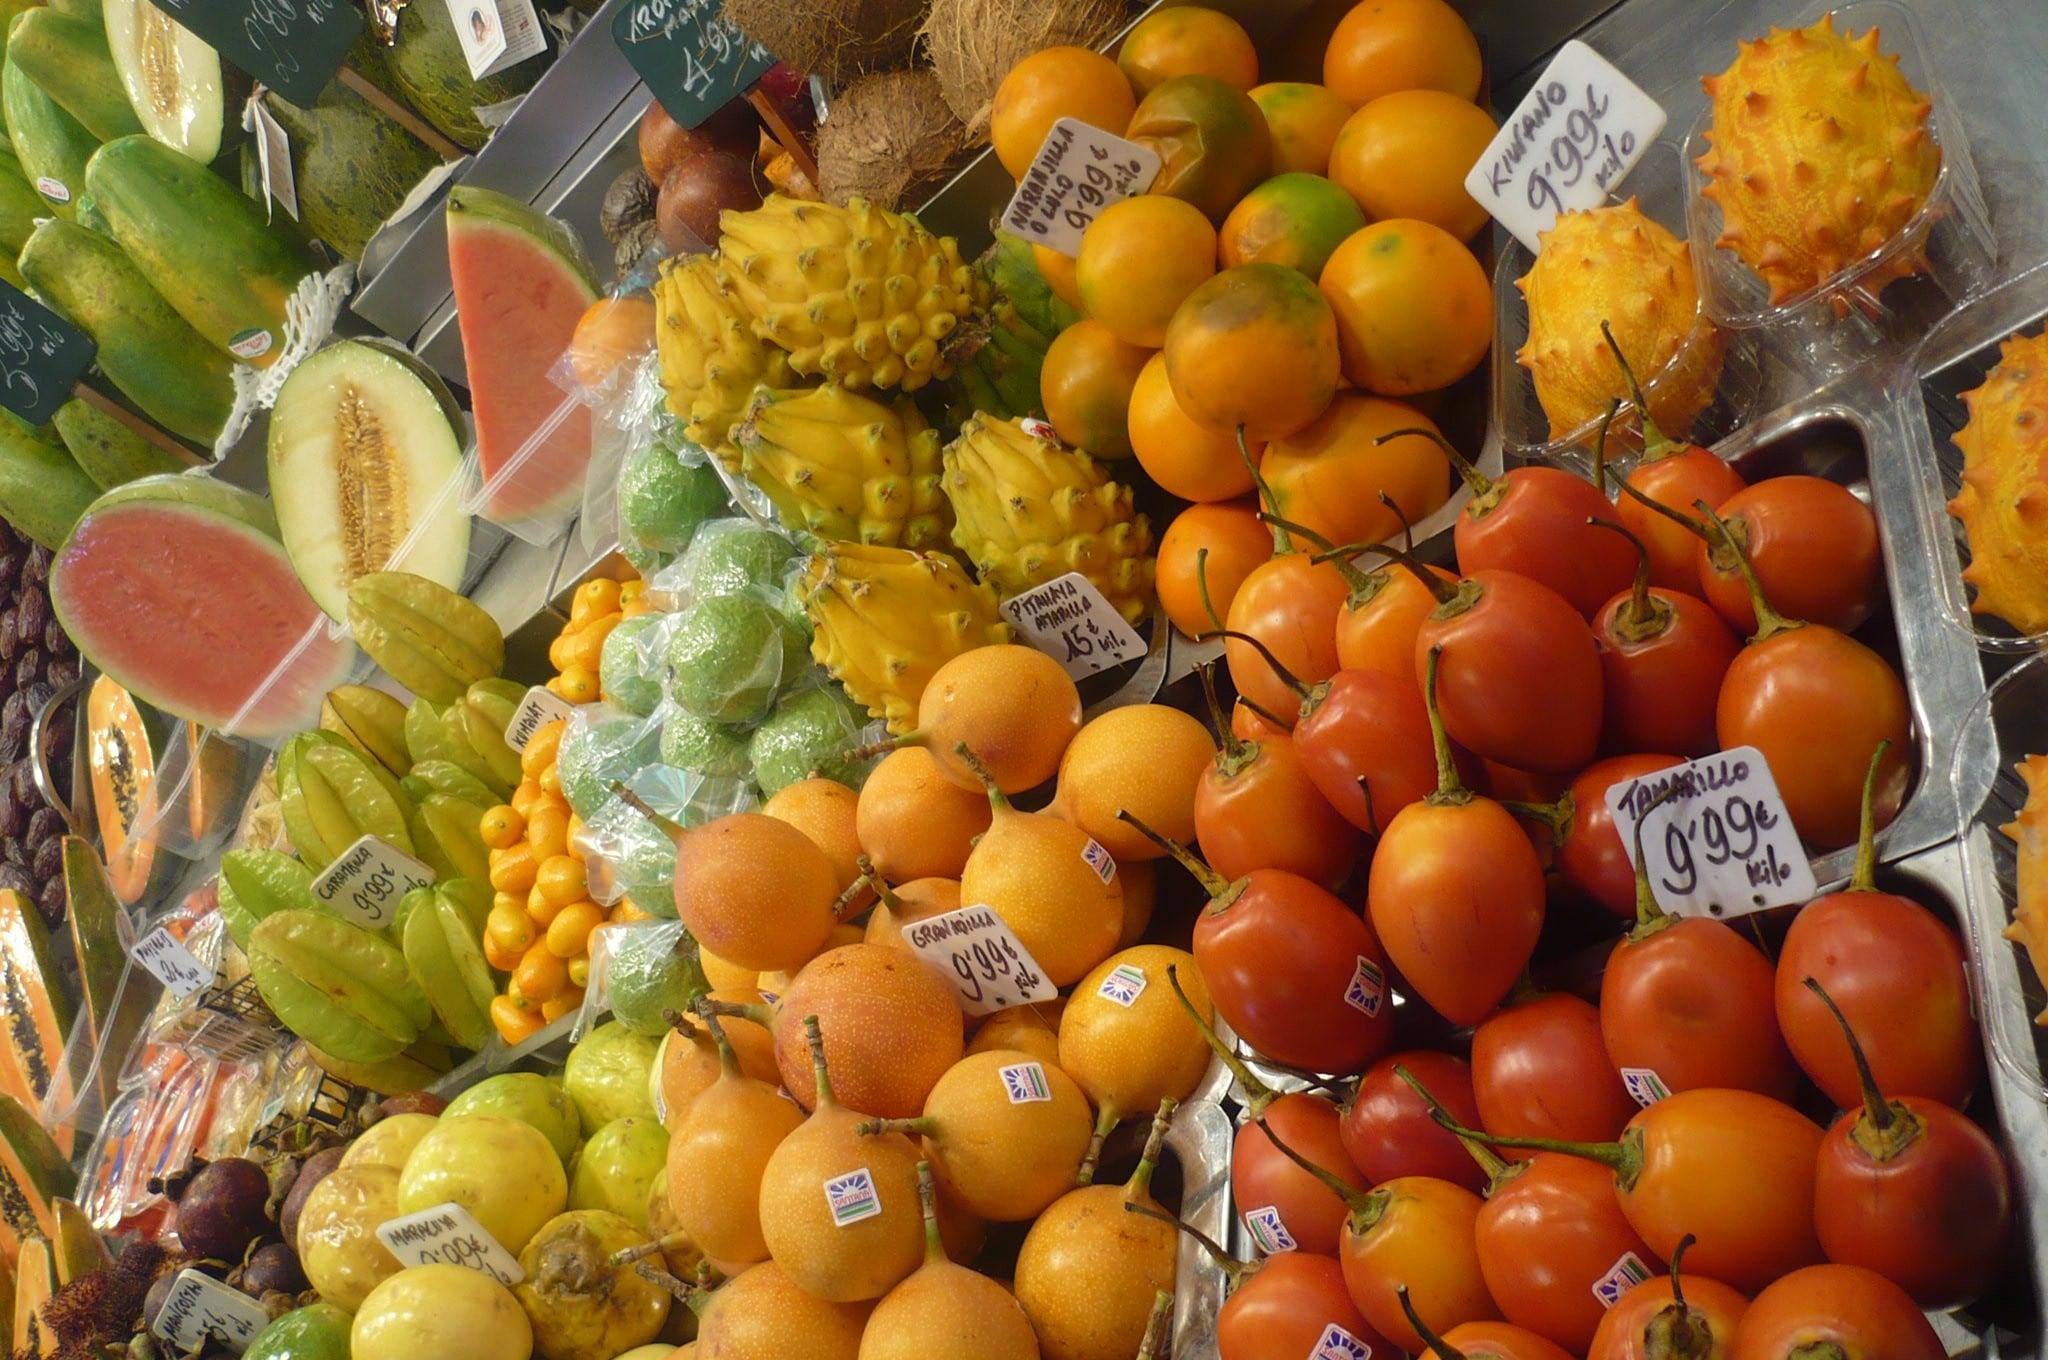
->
[
  {"left": 1620, "top": 1066, "right": 1672, "bottom": 1108},
  {"left": 1243, "top": 1205, "right": 1298, "bottom": 1255},
  {"left": 1001, "top": 116, "right": 1162, "bottom": 257},
  {"left": 376, "top": 1202, "right": 527, "bottom": 1285},
  {"left": 1605, "top": 746, "right": 1818, "bottom": 919},
  {"left": 1081, "top": 838, "right": 1117, "bottom": 885},
  {"left": 1343, "top": 955, "right": 1386, "bottom": 1018},
  {"left": 131, "top": 926, "right": 213, "bottom": 1000},
  {"left": 999, "top": 1061, "right": 1053, "bottom": 1104},
  {"left": 228, "top": 328, "right": 275, "bottom": 361},
  {"left": 1313, "top": 1322, "right": 1374, "bottom": 1360},
  {"left": 152, "top": 1268, "right": 271, "bottom": 1353},
  {"left": 1001, "top": 572, "right": 1147, "bottom": 679},
  {"left": 823, "top": 1169, "right": 883, "bottom": 1227},
  {"left": 1097, "top": 963, "right": 1149, "bottom": 1008},
  {"left": 902, "top": 903, "right": 1057, "bottom": 1017},
  {"left": 33, "top": 176, "right": 69, "bottom": 204},
  {"left": 1591, "top": 1251, "right": 1656, "bottom": 1307}
]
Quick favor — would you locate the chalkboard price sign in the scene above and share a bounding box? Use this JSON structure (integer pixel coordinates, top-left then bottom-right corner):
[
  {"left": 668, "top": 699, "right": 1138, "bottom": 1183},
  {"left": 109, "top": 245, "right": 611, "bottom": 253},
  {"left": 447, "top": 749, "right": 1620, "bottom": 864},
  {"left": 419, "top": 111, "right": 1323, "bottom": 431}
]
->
[
  {"left": 612, "top": 0, "right": 775, "bottom": 131},
  {"left": 0, "top": 281, "right": 94, "bottom": 427},
  {"left": 151, "top": 0, "right": 364, "bottom": 108}
]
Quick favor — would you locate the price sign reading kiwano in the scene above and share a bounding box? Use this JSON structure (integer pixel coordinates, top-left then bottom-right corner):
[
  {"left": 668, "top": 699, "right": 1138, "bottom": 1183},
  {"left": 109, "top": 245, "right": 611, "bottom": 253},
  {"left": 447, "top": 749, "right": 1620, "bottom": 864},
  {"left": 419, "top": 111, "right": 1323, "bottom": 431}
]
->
[
  {"left": 146, "top": 0, "right": 363, "bottom": 108},
  {"left": 612, "top": 0, "right": 775, "bottom": 130}
]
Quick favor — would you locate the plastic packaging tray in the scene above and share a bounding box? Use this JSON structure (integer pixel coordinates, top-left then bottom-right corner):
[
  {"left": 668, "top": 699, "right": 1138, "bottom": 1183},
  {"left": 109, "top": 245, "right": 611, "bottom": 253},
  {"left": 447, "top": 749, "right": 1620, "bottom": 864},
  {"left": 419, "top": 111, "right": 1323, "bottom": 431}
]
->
[{"left": 1678, "top": 0, "right": 1995, "bottom": 366}]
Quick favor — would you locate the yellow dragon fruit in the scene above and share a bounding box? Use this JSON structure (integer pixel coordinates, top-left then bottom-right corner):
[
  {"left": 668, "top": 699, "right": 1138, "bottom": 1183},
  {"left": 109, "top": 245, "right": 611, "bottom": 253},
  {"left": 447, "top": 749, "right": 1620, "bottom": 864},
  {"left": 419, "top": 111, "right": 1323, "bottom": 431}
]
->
[
  {"left": 801, "top": 541, "right": 1011, "bottom": 732},
  {"left": 716, "top": 195, "right": 983, "bottom": 393},
  {"left": 1949, "top": 327, "right": 2048, "bottom": 634},
  {"left": 1698, "top": 16, "right": 1938, "bottom": 305},
  {"left": 942, "top": 414, "right": 1155, "bottom": 625},
  {"left": 1517, "top": 199, "right": 1725, "bottom": 443},
  {"left": 730, "top": 383, "right": 952, "bottom": 550},
  {"left": 652, "top": 253, "right": 795, "bottom": 465}
]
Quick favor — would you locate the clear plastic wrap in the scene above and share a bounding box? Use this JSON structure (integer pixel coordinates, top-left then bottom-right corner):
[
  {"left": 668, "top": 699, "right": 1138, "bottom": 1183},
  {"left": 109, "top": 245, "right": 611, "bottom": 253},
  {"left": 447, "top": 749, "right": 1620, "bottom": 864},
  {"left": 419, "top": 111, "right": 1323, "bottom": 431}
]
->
[
  {"left": 597, "top": 610, "right": 679, "bottom": 719},
  {"left": 645, "top": 515, "right": 805, "bottom": 613},
  {"left": 575, "top": 760, "right": 754, "bottom": 911},
  {"left": 572, "top": 917, "right": 705, "bottom": 1041},
  {"left": 556, "top": 701, "right": 666, "bottom": 821}
]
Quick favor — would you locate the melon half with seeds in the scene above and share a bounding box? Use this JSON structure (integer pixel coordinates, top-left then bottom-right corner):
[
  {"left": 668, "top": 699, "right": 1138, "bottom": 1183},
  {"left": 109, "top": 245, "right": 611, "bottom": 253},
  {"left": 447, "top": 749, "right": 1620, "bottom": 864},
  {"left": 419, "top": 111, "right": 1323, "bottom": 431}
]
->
[
  {"left": 103, "top": 0, "right": 228, "bottom": 163},
  {"left": 267, "top": 338, "right": 472, "bottom": 622}
]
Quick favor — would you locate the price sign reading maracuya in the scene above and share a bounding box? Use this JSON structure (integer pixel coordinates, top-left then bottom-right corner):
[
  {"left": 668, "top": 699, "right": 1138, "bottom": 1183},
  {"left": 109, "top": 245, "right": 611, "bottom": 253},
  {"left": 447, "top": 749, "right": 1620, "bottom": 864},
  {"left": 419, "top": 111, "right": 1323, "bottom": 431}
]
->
[
  {"left": 611, "top": 0, "right": 775, "bottom": 131},
  {"left": 1605, "top": 746, "right": 1817, "bottom": 919},
  {"left": 1001, "top": 118, "right": 1162, "bottom": 257},
  {"left": 0, "top": 281, "right": 94, "bottom": 427},
  {"left": 902, "top": 904, "right": 1057, "bottom": 1017},
  {"left": 377, "top": 1203, "right": 526, "bottom": 1285},
  {"left": 1465, "top": 39, "right": 1667, "bottom": 252},
  {"left": 313, "top": 834, "right": 437, "bottom": 929},
  {"left": 148, "top": 0, "right": 363, "bottom": 108}
]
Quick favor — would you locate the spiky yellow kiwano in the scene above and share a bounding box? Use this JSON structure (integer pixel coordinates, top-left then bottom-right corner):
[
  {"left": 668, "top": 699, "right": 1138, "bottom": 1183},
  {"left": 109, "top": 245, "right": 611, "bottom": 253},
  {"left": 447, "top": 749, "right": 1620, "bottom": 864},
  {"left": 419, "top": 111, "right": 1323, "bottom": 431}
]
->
[
  {"left": 801, "top": 541, "right": 1012, "bottom": 734},
  {"left": 716, "top": 195, "right": 983, "bottom": 393},
  {"left": 942, "top": 414, "right": 1156, "bottom": 626},
  {"left": 1949, "top": 327, "right": 2048, "bottom": 635},
  {"left": 731, "top": 383, "right": 952, "bottom": 550},
  {"left": 2002, "top": 753, "right": 2048, "bottom": 1024},
  {"left": 1698, "top": 16, "right": 1938, "bottom": 306},
  {"left": 652, "top": 253, "right": 795, "bottom": 466},
  {"left": 1516, "top": 199, "right": 1725, "bottom": 442}
]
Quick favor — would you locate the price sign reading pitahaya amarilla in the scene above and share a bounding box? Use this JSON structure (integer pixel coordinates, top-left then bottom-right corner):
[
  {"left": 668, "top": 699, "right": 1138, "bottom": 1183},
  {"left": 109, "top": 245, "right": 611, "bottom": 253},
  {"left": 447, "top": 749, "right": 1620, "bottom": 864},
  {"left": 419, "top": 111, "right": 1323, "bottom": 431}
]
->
[{"left": 0, "top": 281, "right": 93, "bottom": 427}]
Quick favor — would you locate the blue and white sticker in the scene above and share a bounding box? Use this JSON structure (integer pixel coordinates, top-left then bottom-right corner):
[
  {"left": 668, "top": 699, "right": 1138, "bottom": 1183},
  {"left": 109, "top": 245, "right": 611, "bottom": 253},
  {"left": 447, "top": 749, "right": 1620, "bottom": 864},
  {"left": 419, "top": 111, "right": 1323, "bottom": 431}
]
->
[
  {"left": 824, "top": 1169, "right": 882, "bottom": 1227},
  {"left": 1243, "top": 1204, "right": 1297, "bottom": 1255},
  {"left": 1343, "top": 956, "right": 1386, "bottom": 1018},
  {"left": 1620, "top": 1066, "right": 1671, "bottom": 1109},
  {"left": 1081, "top": 838, "right": 1117, "bottom": 885},
  {"left": 1592, "top": 1251, "right": 1655, "bottom": 1307},
  {"left": 1097, "top": 963, "right": 1148, "bottom": 1008},
  {"left": 1000, "top": 1061, "right": 1053, "bottom": 1104},
  {"left": 1313, "top": 1321, "right": 1375, "bottom": 1360}
]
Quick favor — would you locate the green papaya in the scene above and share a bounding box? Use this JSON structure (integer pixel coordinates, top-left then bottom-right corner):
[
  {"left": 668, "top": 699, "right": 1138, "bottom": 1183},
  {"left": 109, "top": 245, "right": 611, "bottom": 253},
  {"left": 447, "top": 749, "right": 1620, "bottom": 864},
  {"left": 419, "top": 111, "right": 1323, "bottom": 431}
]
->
[
  {"left": 9, "top": 8, "right": 143, "bottom": 143},
  {"left": 19, "top": 218, "right": 234, "bottom": 444},
  {"left": 2, "top": 39, "right": 98, "bottom": 219},
  {"left": 51, "top": 396, "right": 189, "bottom": 488},
  {"left": 385, "top": 0, "right": 544, "bottom": 152},
  {"left": 0, "top": 412, "right": 98, "bottom": 549},
  {"left": 84, "top": 134, "right": 322, "bottom": 366},
  {"left": 0, "top": 147, "right": 41, "bottom": 282},
  {"left": 247, "top": 909, "right": 430, "bottom": 1063},
  {"left": 260, "top": 82, "right": 439, "bottom": 262}
]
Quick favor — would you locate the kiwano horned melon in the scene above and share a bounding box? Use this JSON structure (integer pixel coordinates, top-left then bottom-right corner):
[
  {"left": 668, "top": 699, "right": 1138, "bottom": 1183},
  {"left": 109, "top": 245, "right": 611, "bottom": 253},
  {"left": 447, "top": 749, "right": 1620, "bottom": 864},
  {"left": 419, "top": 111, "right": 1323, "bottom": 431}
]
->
[
  {"left": 716, "top": 194, "right": 983, "bottom": 393},
  {"left": 732, "top": 382, "right": 952, "bottom": 549},
  {"left": 1949, "top": 326, "right": 2048, "bottom": 634},
  {"left": 653, "top": 252, "right": 795, "bottom": 467},
  {"left": 1698, "top": 16, "right": 1938, "bottom": 305},
  {"left": 801, "top": 541, "right": 1011, "bottom": 733},
  {"left": 942, "top": 413, "right": 1156, "bottom": 625},
  {"left": 1517, "top": 199, "right": 1725, "bottom": 443}
]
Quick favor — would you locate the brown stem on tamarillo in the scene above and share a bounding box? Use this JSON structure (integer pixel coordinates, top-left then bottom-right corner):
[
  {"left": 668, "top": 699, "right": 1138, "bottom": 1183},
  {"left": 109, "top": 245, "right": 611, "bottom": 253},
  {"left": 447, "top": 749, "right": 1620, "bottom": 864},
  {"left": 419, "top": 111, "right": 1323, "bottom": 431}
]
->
[
  {"left": 1191, "top": 627, "right": 1314, "bottom": 709},
  {"left": 1500, "top": 795, "right": 1572, "bottom": 840},
  {"left": 1398, "top": 1283, "right": 1471, "bottom": 1360},
  {"left": 1236, "top": 694, "right": 1291, "bottom": 731},
  {"left": 1167, "top": 963, "right": 1278, "bottom": 1116},
  {"left": 1355, "top": 775, "right": 1382, "bottom": 839},
  {"left": 1610, "top": 464, "right": 1717, "bottom": 543},
  {"left": 1803, "top": 974, "right": 1922, "bottom": 1160},
  {"left": 1252, "top": 1108, "right": 1392, "bottom": 1231},
  {"left": 1646, "top": 1234, "right": 1719, "bottom": 1358},
  {"left": 1115, "top": 809, "right": 1232, "bottom": 898},
  {"left": 1600, "top": 320, "right": 1678, "bottom": 460},
  {"left": 1845, "top": 740, "right": 1890, "bottom": 894},
  {"left": 1124, "top": 1202, "right": 1256, "bottom": 1288},
  {"left": 1588, "top": 517, "right": 1675, "bottom": 641},
  {"left": 1318, "top": 532, "right": 1461, "bottom": 606},
  {"left": 1260, "top": 511, "right": 1377, "bottom": 593},
  {"left": 1694, "top": 499, "right": 1803, "bottom": 643},
  {"left": 1395, "top": 1062, "right": 1513, "bottom": 1186},
  {"left": 1376, "top": 426, "right": 1497, "bottom": 507},
  {"left": 1197, "top": 661, "right": 1253, "bottom": 768},
  {"left": 1238, "top": 426, "right": 1291, "bottom": 554},
  {"left": 1592, "top": 398, "right": 1623, "bottom": 496}
]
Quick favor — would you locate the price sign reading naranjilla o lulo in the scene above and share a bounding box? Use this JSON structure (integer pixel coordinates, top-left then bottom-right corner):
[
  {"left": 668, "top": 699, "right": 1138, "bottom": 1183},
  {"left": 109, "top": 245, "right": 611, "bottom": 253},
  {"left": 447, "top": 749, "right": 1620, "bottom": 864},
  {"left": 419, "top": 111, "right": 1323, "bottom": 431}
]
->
[
  {"left": 0, "top": 281, "right": 94, "bottom": 427},
  {"left": 147, "top": 0, "right": 363, "bottom": 108},
  {"left": 613, "top": 0, "right": 775, "bottom": 131},
  {"left": 1002, "top": 118, "right": 1162, "bottom": 257}
]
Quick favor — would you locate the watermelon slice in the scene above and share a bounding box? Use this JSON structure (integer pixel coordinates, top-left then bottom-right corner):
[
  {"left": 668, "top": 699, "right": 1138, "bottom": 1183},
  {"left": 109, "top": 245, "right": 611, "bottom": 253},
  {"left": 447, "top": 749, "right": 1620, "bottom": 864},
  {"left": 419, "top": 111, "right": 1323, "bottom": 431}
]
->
[
  {"left": 49, "top": 476, "right": 356, "bottom": 737},
  {"left": 446, "top": 186, "right": 599, "bottom": 525}
]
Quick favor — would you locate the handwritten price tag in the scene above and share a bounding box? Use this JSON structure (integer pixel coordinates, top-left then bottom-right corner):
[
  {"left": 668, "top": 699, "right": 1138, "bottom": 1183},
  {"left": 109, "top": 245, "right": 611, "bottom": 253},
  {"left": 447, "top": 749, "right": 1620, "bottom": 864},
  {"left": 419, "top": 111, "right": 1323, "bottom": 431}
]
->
[
  {"left": 1605, "top": 746, "right": 1817, "bottom": 919},
  {"left": 611, "top": 0, "right": 774, "bottom": 131},
  {"left": 152, "top": 1269, "right": 270, "bottom": 1353},
  {"left": 131, "top": 927, "right": 213, "bottom": 1000},
  {"left": 149, "top": 0, "right": 364, "bottom": 108},
  {"left": 313, "top": 835, "right": 437, "bottom": 929},
  {"left": 0, "top": 281, "right": 95, "bottom": 426},
  {"left": 1002, "top": 573, "right": 1146, "bottom": 679},
  {"left": 1465, "top": 39, "right": 1667, "bottom": 252},
  {"left": 902, "top": 904, "right": 1055, "bottom": 1017},
  {"left": 377, "top": 1203, "right": 526, "bottom": 1285},
  {"left": 244, "top": 92, "right": 298, "bottom": 222},
  {"left": 505, "top": 685, "right": 580, "bottom": 752},
  {"left": 1001, "top": 118, "right": 1162, "bottom": 257}
]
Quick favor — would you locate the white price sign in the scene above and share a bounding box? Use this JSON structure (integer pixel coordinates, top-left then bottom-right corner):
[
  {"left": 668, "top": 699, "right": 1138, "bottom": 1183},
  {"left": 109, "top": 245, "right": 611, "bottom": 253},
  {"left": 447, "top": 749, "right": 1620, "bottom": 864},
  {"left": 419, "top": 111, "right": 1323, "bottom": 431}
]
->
[
  {"left": 1002, "top": 572, "right": 1146, "bottom": 679},
  {"left": 313, "top": 835, "right": 437, "bottom": 930},
  {"left": 242, "top": 92, "right": 298, "bottom": 222},
  {"left": 1605, "top": 746, "right": 1817, "bottom": 920},
  {"left": 1465, "top": 39, "right": 1667, "bottom": 252},
  {"left": 377, "top": 1202, "right": 526, "bottom": 1285},
  {"left": 902, "top": 904, "right": 1056, "bottom": 1017},
  {"left": 448, "top": 0, "right": 546, "bottom": 80},
  {"left": 152, "top": 1269, "right": 270, "bottom": 1353},
  {"left": 1000, "top": 117, "right": 1162, "bottom": 257},
  {"left": 504, "top": 684, "right": 580, "bottom": 752},
  {"left": 131, "top": 927, "right": 212, "bottom": 999}
]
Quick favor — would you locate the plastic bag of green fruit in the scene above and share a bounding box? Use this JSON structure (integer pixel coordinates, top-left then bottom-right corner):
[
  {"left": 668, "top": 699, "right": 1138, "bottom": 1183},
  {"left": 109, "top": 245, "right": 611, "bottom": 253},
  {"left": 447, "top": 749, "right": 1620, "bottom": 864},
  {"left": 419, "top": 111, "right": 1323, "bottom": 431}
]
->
[{"left": 573, "top": 762, "right": 754, "bottom": 912}]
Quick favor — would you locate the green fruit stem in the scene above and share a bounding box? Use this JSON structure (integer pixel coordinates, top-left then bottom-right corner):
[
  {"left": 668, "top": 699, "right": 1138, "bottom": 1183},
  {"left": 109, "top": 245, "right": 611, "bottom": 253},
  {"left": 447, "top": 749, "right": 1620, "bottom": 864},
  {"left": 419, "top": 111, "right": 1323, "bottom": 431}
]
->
[
  {"left": 696, "top": 996, "right": 774, "bottom": 1030},
  {"left": 1626, "top": 782, "right": 1685, "bottom": 941},
  {"left": 1398, "top": 1283, "right": 1469, "bottom": 1360},
  {"left": 1126, "top": 1098, "right": 1177, "bottom": 1205},
  {"left": 1078, "top": 1105, "right": 1114, "bottom": 1187},
  {"left": 1260, "top": 512, "right": 1374, "bottom": 595},
  {"left": 1423, "top": 1102, "right": 1647, "bottom": 1192},
  {"left": 1420, "top": 646, "right": 1471, "bottom": 808},
  {"left": 1235, "top": 695, "right": 1291, "bottom": 731},
  {"left": 1695, "top": 499, "right": 1802, "bottom": 643},
  {"left": 803, "top": 1013, "right": 837, "bottom": 1110},
  {"left": 1589, "top": 517, "right": 1674, "bottom": 642},
  {"left": 1167, "top": 963, "right": 1276, "bottom": 1116},
  {"left": 1847, "top": 740, "right": 1890, "bottom": 894},
  {"left": 1253, "top": 1109, "right": 1390, "bottom": 1234},
  {"left": 1611, "top": 466, "right": 1716, "bottom": 544},
  {"left": 914, "top": 1161, "right": 943, "bottom": 1266},
  {"left": 1600, "top": 321, "right": 1678, "bottom": 462},
  {"left": 1138, "top": 1290, "right": 1174, "bottom": 1359},
  {"left": 1195, "top": 628, "right": 1313, "bottom": 714},
  {"left": 951, "top": 741, "right": 1011, "bottom": 812},
  {"left": 1803, "top": 975, "right": 1920, "bottom": 1161},
  {"left": 858, "top": 1115, "right": 940, "bottom": 1138},
  {"left": 1115, "top": 810, "right": 1231, "bottom": 899},
  {"left": 1381, "top": 426, "right": 1497, "bottom": 513},
  {"left": 1197, "top": 661, "right": 1255, "bottom": 774},
  {"left": 857, "top": 856, "right": 909, "bottom": 914},
  {"left": 1237, "top": 427, "right": 1291, "bottom": 554},
  {"left": 689, "top": 999, "right": 739, "bottom": 1079},
  {"left": 1592, "top": 398, "right": 1623, "bottom": 495},
  {"left": 1645, "top": 1234, "right": 1718, "bottom": 1360},
  {"left": 1124, "top": 1201, "right": 1254, "bottom": 1287},
  {"left": 1394, "top": 1063, "right": 1511, "bottom": 1186}
]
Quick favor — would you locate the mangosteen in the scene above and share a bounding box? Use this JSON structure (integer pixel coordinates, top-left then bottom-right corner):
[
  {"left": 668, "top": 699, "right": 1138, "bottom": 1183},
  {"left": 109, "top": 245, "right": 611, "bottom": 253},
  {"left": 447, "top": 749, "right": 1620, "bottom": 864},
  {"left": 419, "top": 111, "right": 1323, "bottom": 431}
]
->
[
  {"left": 173, "top": 1158, "right": 273, "bottom": 1261},
  {"left": 278, "top": 1146, "right": 347, "bottom": 1246},
  {"left": 238, "top": 1241, "right": 309, "bottom": 1297}
]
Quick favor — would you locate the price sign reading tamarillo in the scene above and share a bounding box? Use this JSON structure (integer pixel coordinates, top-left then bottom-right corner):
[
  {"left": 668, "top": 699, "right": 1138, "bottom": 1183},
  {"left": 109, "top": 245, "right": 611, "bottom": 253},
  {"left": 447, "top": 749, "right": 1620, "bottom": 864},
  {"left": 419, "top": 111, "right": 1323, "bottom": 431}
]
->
[
  {"left": 902, "top": 904, "right": 1057, "bottom": 1016},
  {"left": 1605, "top": 746, "right": 1817, "bottom": 919}
]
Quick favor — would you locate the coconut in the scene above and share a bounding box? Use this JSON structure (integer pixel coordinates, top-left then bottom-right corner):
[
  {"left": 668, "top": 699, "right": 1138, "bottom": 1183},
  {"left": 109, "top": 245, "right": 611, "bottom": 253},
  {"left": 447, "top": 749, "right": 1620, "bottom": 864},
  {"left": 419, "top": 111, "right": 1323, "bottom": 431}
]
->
[
  {"left": 816, "top": 70, "right": 969, "bottom": 210},
  {"left": 721, "top": 0, "right": 926, "bottom": 86},
  {"left": 921, "top": 0, "right": 1132, "bottom": 136}
]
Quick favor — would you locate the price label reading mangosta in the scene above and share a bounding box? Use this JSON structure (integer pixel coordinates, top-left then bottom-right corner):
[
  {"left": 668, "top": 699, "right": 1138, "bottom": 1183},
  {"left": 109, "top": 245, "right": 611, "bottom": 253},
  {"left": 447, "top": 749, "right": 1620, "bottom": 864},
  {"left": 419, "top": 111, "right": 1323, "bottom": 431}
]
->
[
  {"left": 131, "top": 927, "right": 213, "bottom": 1000},
  {"left": 1002, "top": 572, "right": 1147, "bottom": 679},
  {"left": 902, "top": 904, "right": 1056, "bottom": 1017},
  {"left": 1001, "top": 117, "right": 1162, "bottom": 257},
  {"left": 1605, "top": 746, "right": 1817, "bottom": 920},
  {"left": 152, "top": 1269, "right": 271, "bottom": 1353},
  {"left": 1466, "top": 39, "right": 1667, "bottom": 252},
  {"left": 313, "top": 835, "right": 437, "bottom": 929},
  {"left": 377, "top": 1202, "right": 526, "bottom": 1285},
  {"left": 505, "top": 685, "right": 581, "bottom": 752}
]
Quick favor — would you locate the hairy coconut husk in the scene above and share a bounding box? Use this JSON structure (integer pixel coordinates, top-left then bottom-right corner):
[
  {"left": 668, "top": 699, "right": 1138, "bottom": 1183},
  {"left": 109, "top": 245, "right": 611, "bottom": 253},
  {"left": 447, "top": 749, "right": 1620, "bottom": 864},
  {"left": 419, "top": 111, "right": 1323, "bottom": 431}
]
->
[
  {"left": 722, "top": 0, "right": 926, "bottom": 85},
  {"left": 921, "top": 0, "right": 1132, "bottom": 137},
  {"left": 817, "top": 70, "right": 969, "bottom": 209}
]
